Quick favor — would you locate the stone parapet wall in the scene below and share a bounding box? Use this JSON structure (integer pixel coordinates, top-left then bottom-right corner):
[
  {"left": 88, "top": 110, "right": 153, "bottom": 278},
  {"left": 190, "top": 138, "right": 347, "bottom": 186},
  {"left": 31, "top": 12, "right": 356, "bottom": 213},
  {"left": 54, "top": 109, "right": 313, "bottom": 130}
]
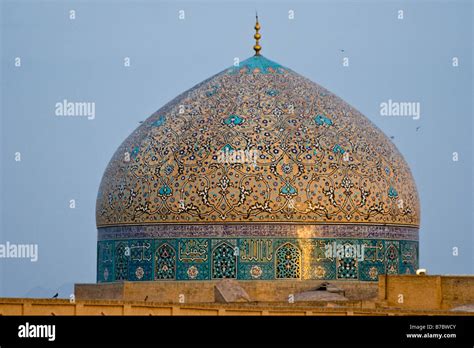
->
[
  {"left": 378, "top": 275, "right": 474, "bottom": 310},
  {"left": 0, "top": 298, "right": 472, "bottom": 316},
  {"left": 76, "top": 279, "right": 378, "bottom": 303}
]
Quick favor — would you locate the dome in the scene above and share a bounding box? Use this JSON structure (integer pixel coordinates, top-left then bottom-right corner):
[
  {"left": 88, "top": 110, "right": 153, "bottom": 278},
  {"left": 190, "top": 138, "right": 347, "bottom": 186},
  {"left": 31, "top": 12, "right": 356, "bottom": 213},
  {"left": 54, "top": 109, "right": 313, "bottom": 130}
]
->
[
  {"left": 96, "top": 55, "right": 419, "bottom": 228},
  {"left": 95, "top": 32, "right": 420, "bottom": 283}
]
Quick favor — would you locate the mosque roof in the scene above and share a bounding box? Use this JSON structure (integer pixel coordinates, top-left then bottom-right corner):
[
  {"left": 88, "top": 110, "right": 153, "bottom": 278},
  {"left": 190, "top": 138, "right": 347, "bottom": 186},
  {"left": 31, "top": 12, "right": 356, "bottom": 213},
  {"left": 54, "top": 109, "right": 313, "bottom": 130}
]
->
[{"left": 96, "top": 18, "right": 419, "bottom": 228}]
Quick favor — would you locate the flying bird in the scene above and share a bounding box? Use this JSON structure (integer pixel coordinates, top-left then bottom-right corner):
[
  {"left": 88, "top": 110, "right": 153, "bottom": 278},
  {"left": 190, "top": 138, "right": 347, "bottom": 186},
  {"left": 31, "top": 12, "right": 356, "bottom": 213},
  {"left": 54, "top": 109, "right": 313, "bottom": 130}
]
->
[
  {"left": 52, "top": 293, "right": 58, "bottom": 298},
  {"left": 144, "top": 296, "right": 148, "bottom": 302},
  {"left": 416, "top": 126, "right": 421, "bottom": 132}
]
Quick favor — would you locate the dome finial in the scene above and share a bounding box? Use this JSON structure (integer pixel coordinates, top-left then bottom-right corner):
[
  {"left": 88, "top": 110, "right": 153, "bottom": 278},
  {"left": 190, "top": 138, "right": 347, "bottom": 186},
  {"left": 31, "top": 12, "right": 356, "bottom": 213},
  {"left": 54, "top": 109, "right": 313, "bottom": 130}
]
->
[{"left": 253, "top": 13, "right": 262, "bottom": 56}]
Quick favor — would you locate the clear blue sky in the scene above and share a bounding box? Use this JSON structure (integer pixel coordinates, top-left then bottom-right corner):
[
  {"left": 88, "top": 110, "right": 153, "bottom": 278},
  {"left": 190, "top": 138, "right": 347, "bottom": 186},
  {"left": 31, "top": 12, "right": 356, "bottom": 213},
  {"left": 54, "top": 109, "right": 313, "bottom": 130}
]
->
[{"left": 1, "top": 0, "right": 472, "bottom": 297}]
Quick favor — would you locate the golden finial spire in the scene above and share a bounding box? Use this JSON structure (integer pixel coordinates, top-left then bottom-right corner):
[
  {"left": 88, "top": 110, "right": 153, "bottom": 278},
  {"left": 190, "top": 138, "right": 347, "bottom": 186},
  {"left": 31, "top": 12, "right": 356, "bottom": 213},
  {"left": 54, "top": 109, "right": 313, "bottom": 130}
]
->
[{"left": 253, "top": 13, "right": 261, "bottom": 56}]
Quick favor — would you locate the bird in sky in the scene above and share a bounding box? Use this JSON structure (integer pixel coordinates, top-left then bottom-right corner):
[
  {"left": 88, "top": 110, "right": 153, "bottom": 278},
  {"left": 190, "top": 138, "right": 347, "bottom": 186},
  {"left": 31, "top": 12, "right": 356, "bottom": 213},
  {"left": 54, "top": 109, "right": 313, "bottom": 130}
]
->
[{"left": 52, "top": 293, "right": 58, "bottom": 298}]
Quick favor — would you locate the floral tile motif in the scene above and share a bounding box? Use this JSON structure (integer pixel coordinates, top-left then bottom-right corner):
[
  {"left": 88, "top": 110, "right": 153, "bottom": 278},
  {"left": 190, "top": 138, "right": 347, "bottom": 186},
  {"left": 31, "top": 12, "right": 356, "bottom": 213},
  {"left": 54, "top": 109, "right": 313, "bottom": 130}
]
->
[
  {"left": 97, "top": 237, "right": 418, "bottom": 282},
  {"left": 96, "top": 55, "right": 419, "bottom": 227}
]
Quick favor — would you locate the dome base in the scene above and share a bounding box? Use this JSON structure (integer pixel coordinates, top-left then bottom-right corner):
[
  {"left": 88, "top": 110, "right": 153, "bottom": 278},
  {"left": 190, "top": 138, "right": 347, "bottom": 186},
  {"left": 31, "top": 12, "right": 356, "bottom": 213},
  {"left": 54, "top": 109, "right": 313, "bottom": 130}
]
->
[{"left": 97, "top": 225, "right": 418, "bottom": 283}]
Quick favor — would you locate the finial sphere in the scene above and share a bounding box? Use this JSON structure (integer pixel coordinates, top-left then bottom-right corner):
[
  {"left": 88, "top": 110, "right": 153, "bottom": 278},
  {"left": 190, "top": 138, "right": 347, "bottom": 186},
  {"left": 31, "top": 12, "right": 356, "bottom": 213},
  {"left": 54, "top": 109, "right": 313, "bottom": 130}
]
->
[{"left": 253, "top": 15, "right": 262, "bottom": 55}]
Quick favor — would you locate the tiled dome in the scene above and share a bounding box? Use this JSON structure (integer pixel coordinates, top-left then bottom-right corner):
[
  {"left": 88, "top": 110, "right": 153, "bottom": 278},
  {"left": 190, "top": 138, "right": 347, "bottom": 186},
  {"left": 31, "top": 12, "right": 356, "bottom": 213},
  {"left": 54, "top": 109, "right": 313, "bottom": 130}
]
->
[
  {"left": 95, "top": 50, "right": 420, "bottom": 283},
  {"left": 96, "top": 55, "right": 419, "bottom": 229}
]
